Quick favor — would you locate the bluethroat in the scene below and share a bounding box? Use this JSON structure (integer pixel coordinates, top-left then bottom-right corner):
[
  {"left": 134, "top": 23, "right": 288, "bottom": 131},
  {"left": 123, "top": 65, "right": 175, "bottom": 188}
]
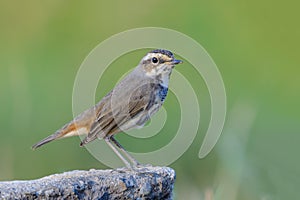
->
[{"left": 32, "top": 49, "right": 183, "bottom": 168}]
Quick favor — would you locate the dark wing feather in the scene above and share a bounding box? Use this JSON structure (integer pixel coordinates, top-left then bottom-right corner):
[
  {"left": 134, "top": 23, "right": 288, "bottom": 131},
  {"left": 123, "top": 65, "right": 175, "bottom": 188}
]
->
[{"left": 80, "top": 83, "right": 156, "bottom": 146}]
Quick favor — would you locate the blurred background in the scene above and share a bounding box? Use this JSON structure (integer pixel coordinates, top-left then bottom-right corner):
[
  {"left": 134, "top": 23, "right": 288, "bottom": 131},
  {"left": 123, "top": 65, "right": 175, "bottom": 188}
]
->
[{"left": 0, "top": 1, "right": 299, "bottom": 199}]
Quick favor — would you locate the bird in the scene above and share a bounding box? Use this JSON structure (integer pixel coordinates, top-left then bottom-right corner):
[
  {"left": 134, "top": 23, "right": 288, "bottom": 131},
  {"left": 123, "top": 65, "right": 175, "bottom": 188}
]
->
[{"left": 32, "top": 49, "right": 183, "bottom": 168}]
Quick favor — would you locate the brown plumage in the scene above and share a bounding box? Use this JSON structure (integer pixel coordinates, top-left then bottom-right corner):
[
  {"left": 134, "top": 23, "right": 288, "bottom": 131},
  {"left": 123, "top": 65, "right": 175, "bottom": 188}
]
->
[{"left": 32, "top": 49, "right": 182, "bottom": 168}]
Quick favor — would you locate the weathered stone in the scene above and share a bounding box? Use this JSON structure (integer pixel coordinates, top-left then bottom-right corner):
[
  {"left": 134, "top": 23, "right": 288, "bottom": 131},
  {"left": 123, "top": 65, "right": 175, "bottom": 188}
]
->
[{"left": 0, "top": 166, "right": 175, "bottom": 200}]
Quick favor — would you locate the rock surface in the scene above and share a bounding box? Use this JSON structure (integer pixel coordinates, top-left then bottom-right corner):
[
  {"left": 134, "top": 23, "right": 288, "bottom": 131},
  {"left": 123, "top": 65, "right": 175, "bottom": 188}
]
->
[{"left": 0, "top": 166, "right": 175, "bottom": 200}]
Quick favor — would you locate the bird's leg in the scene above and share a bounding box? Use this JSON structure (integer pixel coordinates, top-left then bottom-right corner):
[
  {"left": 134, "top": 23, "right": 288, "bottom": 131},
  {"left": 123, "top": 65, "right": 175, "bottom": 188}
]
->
[
  {"left": 105, "top": 137, "right": 131, "bottom": 168},
  {"left": 110, "top": 136, "right": 140, "bottom": 167}
]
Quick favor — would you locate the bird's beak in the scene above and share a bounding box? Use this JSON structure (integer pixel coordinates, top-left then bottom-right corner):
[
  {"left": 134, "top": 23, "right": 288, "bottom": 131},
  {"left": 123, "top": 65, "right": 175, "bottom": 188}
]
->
[{"left": 172, "top": 59, "right": 183, "bottom": 65}]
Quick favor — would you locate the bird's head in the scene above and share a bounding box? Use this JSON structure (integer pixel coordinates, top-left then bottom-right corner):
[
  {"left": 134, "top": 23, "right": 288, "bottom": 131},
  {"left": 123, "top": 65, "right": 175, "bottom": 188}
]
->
[{"left": 139, "top": 49, "right": 182, "bottom": 80}]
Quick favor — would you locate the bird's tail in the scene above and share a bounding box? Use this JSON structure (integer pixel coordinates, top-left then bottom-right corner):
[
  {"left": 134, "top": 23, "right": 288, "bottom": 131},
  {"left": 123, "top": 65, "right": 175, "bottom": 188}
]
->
[
  {"left": 32, "top": 132, "right": 61, "bottom": 150},
  {"left": 32, "top": 121, "right": 87, "bottom": 150}
]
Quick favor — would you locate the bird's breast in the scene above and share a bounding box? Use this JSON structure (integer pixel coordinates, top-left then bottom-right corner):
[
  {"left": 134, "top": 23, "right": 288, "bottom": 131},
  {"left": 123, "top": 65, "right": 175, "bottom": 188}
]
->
[
  {"left": 145, "top": 84, "right": 168, "bottom": 117},
  {"left": 157, "top": 84, "right": 168, "bottom": 102}
]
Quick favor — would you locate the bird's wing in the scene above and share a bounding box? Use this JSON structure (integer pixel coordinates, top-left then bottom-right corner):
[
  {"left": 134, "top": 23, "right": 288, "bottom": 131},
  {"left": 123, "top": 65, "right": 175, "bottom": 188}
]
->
[{"left": 80, "top": 84, "right": 156, "bottom": 146}]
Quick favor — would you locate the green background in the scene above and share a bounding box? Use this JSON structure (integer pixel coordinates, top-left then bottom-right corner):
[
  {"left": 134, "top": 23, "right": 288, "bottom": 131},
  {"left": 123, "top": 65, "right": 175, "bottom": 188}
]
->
[{"left": 0, "top": 1, "right": 299, "bottom": 199}]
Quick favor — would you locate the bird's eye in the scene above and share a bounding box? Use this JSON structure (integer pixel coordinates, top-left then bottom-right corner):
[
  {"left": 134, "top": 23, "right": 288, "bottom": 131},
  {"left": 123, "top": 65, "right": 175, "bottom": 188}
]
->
[{"left": 151, "top": 57, "right": 158, "bottom": 64}]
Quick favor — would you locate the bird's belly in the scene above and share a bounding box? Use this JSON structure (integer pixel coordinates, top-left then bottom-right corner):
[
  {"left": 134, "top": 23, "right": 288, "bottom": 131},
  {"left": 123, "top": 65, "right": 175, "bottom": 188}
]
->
[
  {"left": 119, "top": 102, "right": 162, "bottom": 132},
  {"left": 119, "top": 116, "right": 144, "bottom": 131},
  {"left": 147, "top": 101, "right": 162, "bottom": 117}
]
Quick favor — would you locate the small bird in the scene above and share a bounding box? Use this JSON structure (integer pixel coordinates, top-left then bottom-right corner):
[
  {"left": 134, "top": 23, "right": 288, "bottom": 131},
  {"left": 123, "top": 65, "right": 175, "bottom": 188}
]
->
[{"left": 32, "top": 49, "right": 182, "bottom": 168}]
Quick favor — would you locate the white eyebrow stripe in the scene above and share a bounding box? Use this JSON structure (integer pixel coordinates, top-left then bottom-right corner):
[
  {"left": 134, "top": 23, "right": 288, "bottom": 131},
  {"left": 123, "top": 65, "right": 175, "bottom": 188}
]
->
[{"left": 144, "top": 53, "right": 172, "bottom": 62}]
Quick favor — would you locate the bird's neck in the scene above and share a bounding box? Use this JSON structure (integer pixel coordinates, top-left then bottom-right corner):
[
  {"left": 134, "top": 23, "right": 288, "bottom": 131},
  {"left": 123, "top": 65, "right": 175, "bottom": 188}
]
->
[
  {"left": 156, "top": 72, "right": 171, "bottom": 88},
  {"left": 142, "top": 66, "right": 172, "bottom": 87}
]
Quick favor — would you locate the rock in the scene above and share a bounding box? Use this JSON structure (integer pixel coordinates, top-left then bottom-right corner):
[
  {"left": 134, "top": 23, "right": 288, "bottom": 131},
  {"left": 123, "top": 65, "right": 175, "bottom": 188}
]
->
[{"left": 0, "top": 166, "right": 176, "bottom": 200}]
